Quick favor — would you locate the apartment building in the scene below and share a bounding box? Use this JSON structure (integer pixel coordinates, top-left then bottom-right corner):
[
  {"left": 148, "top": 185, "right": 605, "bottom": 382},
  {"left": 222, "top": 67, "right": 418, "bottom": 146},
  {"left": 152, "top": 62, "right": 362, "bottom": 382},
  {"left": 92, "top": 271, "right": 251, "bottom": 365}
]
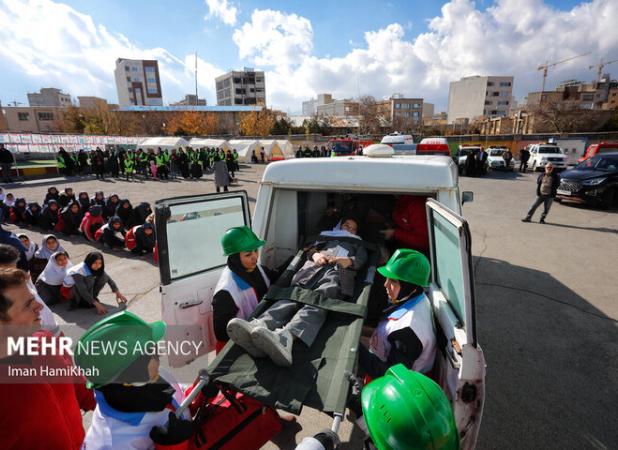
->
[
  {"left": 216, "top": 68, "right": 265, "bottom": 106},
  {"left": 114, "top": 58, "right": 163, "bottom": 107},
  {"left": 447, "top": 76, "right": 513, "bottom": 123},
  {"left": 1, "top": 106, "right": 64, "bottom": 132},
  {"left": 27, "top": 88, "right": 72, "bottom": 107},
  {"left": 171, "top": 95, "right": 207, "bottom": 106},
  {"left": 376, "top": 95, "right": 424, "bottom": 128}
]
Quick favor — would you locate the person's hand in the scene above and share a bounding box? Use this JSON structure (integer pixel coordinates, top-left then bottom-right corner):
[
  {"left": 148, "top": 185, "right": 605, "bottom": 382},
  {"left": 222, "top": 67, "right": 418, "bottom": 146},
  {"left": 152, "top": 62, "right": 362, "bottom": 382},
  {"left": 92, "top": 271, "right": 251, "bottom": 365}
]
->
[
  {"left": 312, "top": 253, "right": 329, "bottom": 266},
  {"left": 335, "top": 257, "right": 353, "bottom": 269},
  {"left": 115, "top": 292, "right": 128, "bottom": 304},
  {"left": 94, "top": 301, "right": 108, "bottom": 315},
  {"left": 380, "top": 228, "right": 395, "bottom": 240}
]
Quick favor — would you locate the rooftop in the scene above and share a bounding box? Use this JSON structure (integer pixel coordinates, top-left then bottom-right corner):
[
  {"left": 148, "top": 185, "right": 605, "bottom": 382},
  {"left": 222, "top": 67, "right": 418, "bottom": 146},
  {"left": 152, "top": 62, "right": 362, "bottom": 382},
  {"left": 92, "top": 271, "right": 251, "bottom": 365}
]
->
[{"left": 117, "top": 105, "right": 262, "bottom": 112}]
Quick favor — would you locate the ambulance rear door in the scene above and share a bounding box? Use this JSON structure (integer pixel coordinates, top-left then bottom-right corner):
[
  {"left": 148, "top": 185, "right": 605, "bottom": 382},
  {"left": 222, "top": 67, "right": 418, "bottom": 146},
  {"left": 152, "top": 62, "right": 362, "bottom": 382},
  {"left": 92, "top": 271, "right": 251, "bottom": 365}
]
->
[
  {"left": 155, "top": 191, "right": 252, "bottom": 367},
  {"left": 426, "top": 198, "right": 485, "bottom": 450}
]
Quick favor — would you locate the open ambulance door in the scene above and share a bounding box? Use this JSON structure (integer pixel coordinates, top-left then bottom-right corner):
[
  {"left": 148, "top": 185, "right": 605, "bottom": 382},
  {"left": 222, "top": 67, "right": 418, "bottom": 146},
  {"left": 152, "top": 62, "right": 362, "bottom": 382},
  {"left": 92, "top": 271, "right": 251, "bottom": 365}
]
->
[
  {"left": 426, "top": 198, "right": 486, "bottom": 450},
  {"left": 155, "top": 191, "right": 252, "bottom": 368}
]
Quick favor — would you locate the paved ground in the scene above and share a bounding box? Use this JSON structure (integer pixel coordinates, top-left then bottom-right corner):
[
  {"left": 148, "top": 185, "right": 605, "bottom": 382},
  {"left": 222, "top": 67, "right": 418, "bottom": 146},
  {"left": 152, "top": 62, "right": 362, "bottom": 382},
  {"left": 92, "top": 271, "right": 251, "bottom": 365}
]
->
[{"left": 3, "top": 163, "right": 617, "bottom": 449}]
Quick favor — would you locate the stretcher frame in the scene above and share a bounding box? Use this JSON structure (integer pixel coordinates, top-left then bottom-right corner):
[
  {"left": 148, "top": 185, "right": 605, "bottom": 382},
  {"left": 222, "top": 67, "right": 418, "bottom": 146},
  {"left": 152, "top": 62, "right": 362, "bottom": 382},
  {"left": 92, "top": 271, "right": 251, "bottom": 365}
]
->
[{"left": 207, "top": 245, "right": 378, "bottom": 437}]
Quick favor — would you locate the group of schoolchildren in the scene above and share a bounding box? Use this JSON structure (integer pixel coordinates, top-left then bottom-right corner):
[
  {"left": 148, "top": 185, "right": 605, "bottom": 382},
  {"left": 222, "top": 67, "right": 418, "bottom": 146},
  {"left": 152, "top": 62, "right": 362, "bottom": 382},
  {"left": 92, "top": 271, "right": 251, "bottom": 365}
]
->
[
  {"left": 0, "top": 185, "right": 155, "bottom": 255},
  {"left": 57, "top": 146, "right": 241, "bottom": 183}
]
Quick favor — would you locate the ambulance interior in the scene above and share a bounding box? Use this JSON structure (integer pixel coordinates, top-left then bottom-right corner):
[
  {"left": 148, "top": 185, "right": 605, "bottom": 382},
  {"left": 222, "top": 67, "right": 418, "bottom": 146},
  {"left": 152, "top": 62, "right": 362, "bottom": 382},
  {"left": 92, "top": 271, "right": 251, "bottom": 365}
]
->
[{"left": 158, "top": 187, "right": 482, "bottom": 443}]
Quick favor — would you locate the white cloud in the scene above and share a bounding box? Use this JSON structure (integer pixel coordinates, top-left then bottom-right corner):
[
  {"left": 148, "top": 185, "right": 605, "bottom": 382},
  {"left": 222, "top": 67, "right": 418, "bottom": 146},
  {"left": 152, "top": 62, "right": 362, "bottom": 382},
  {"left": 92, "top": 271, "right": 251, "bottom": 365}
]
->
[
  {"left": 0, "top": 0, "right": 223, "bottom": 104},
  {"left": 233, "top": 9, "right": 313, "bottom": 68},
  {"left": 233, "top": 0, "right": 618, "bottom": 112},
  {"left": 204, "top": 0, "right": 237, "bottom": 26}
]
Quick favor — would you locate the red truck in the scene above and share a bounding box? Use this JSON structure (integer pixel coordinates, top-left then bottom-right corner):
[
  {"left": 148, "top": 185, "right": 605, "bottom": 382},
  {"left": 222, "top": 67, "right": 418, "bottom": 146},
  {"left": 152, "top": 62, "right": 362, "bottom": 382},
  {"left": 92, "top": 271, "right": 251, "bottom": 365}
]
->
[{"left": 578, "top": 142, "right": 618, "bottom": 163}]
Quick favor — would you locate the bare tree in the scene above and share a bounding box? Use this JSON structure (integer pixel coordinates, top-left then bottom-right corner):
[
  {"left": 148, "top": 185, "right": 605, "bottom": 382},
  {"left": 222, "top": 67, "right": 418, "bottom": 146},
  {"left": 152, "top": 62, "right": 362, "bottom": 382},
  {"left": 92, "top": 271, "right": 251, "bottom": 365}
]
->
[
  {"left": 358, "top": 95, "right": 381, "bottom": 135},
  {"left": 532, "top": 98, "right": 611, "bottom": 133}
]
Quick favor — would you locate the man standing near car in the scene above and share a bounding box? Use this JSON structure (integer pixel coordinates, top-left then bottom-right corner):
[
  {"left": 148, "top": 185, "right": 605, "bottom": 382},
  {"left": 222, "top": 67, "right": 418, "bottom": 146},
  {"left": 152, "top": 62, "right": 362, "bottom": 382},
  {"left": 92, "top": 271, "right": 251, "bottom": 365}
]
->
[
  {"left": 522, "top": 163, "right": 561, "bottom": 224},
  {"left": 519, "top": 147, "right": 530, "bottom": 173}
]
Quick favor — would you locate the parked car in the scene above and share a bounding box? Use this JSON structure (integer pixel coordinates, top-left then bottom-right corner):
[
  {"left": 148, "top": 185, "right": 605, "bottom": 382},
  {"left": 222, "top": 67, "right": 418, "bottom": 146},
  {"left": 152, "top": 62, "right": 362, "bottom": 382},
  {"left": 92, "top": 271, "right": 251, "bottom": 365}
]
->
[
  {"left": 416, "top": 137, "right": 451, "bottom": 156},
  {"left": 486, "top": 147, "right": 514, "bottom": 171},
  {"left": 577, "top": 141, "right": 618, "bottom": 163},
  {"left": 528, "top": 143, "right": 568, "bottom": 171},
  {"left": 556, "top": 152, "right": 618, "bottom": 209}
]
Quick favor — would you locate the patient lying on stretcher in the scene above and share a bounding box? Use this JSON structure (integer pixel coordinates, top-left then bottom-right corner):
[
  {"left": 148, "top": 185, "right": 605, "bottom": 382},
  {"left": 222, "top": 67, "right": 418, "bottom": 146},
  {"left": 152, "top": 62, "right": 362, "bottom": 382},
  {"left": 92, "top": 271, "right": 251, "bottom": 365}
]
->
[{"left": 227, "top": 218, "right": 367, "bottom": 366}]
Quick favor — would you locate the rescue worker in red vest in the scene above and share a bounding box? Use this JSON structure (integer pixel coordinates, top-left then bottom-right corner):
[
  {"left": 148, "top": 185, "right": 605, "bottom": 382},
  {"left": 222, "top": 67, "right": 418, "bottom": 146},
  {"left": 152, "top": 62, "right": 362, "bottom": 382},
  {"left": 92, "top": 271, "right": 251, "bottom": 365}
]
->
[
  {"left": 361, "top": 364, "right": 459, "bottom": 450},
  {"left": 75, "top": 311, "right": 193, "bottom": 450},
  {"left": 359, "top": 249, "right": 436, "bottom": 378},
  {"left": 212, "top": 226, "right": 277, "bottom": 349}
]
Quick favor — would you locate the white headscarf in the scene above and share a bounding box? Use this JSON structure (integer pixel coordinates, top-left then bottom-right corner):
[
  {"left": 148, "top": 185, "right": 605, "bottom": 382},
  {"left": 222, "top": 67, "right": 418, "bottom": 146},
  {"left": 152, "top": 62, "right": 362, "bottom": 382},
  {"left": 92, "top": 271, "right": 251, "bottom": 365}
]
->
[
  {"left": 3, "top": 195, "right": 15, "bottom": 207},
  {"left": 17, "top": 234, "right": 38, "bottom": 261},
  {"left": 34, "top": 234, "right": 66, "bottom": 260},
  {"left": 37, "top": 251, "right": 72, "bottom": 286}
]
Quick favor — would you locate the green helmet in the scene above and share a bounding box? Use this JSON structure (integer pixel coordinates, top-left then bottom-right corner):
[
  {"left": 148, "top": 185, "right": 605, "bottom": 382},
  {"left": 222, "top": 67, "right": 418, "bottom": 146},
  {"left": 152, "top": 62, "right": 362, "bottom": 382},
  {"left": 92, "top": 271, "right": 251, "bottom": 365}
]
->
[
  {"left": 221, "top": 226, "right": 265, "bottom": 256},
  {"left": 73, "top": 311, "right": 166, "bottom": 389},
  {"left": 377, "top": 249, "right": 431, "bottom": 287},
  {"left": 362, "top": 364, "right": 459, "bottom": 450}
]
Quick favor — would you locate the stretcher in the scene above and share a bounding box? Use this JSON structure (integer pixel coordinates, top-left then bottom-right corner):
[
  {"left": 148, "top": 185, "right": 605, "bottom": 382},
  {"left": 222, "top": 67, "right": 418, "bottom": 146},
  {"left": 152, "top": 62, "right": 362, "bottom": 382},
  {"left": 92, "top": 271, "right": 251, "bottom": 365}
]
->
[{"left": 206, "top": 243, "right": 378, "bottom": 436}]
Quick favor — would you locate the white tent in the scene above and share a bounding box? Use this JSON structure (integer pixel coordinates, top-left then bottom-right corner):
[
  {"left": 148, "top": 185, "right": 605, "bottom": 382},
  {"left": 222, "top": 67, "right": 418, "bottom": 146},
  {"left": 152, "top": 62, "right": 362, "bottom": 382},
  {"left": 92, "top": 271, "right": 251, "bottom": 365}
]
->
[
  {"left": 257, "top": 140, "right": 282, "bottom": 161},
  {"left": 139, "top": 137, "right": 189, "bottom": 150},
  {"left": 274, "top": 139, "right": 294, "bottom": 160},
  {"left": 228, "top": 139, "right": 259, "bottom": 163},
  {"left": 189, "top": 138, "right": 231, "bottom": 151}
]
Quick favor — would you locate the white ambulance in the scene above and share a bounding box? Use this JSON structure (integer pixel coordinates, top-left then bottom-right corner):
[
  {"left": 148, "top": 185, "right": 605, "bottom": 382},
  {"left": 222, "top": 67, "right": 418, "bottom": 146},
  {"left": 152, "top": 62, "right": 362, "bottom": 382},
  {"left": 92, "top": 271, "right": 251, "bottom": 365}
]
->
[{"left": 155, "top": 147, "right": 485, "bottom": 449}]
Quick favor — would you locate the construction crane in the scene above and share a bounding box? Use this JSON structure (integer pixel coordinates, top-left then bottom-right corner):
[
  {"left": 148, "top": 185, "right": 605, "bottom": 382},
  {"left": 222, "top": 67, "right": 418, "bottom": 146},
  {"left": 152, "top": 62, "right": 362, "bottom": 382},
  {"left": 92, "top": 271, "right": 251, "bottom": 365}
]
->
[
  {"left": 589, "top": 58, "right": 618, "bottom": 82},
  {"left": 537, "top": 52, "right": 591, "bottom": 92}
]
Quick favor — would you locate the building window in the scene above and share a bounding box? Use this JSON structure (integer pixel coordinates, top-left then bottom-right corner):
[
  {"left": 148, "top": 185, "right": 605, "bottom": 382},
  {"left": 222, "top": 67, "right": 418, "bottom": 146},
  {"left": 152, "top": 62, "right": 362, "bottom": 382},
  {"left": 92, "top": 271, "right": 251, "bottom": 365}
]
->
[
  {"left": 490, "top": 110, "right": 498, "bottom": 115},
  {"left": 487, "top": 81, "right": 494, "bottom": 86},
  {"left": 492, "top": 92, "right": 500, "bottom": 96},
  {"left": 498, "top": 100, "right": 510, "bottom": 105},
  {"left": 37, "top": 112, "right": 54, "bottom": 121},
  {"left": 18, "top": 112, "right": 29, "bottom": 121},
  {"left": 128, "top": 87, "right": 132, "bottom": 93},
  {"left": 256, "top": 88, "right": 264, "bottom": 93},
  {"left": 413, "top": 103, "right": 420, "bottom": 108},
  {"left": 256, "top": 77, "right": 263, "bottom": 83},
  {"left": 234, "top": 98, "right": 243, "bottom": 105},
  {"left": 145, "top": 66, "right": 155, "bottom": 73},
  {"left": 235, "top": 88, "right": 246, "bottom": 95},
  {"left": 124, "top": 66, "right": 129, "bottom": 71},
  {"left": 412, "top": 111, "right": 419, "bottom": 118},
  {"left": 499, "top": 81, "right": 512, "bottom": 87},
  {"left": 147, "top": 77, "right": 156, "bottom": 83},
  {"left": 404, "top": 112, "right": 410, "bottom": 117},
  {"left": 394, "top": 103, "right": 401, "bottom": 109},
  {"left": 233, "top": 77, "right": 241, "bottom": 84},
  {"left": 485, "top": 100, "right": 492, "bottom": 105},
  {"left": 132, "top": 66, "right": 138, "bottom": 71},
  {"left": 126, "top": 76, "right": 131, "bottom": 82},
  {"left": 147, "top": 87, "right": 157, "bottom": 94}
]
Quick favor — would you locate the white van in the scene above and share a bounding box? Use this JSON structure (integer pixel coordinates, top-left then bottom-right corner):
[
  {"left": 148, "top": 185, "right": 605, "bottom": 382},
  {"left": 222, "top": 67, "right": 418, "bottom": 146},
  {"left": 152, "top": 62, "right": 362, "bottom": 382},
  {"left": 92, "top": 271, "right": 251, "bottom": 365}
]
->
[{"left": 155, "top": 154, "right": 485, "bottom": 448}]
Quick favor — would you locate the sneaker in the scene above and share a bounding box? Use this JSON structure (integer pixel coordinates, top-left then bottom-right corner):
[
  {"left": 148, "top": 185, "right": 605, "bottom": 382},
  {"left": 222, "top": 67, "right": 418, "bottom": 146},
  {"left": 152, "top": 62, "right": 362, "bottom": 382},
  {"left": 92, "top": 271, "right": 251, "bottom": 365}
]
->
[
  {"left": 226, "top": 318, "right": 266, "bottom": 358},
  {"left": 251, "top": 327, "right": 294, "bottom": 367},
  {"left": 521, "top": 218, "right": 531, "bottom": 223}
]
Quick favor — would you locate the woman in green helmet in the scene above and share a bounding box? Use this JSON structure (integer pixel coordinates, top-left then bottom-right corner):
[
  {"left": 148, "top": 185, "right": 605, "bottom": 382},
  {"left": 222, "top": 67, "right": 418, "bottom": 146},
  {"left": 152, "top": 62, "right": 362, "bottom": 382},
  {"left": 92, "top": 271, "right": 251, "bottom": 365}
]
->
[
  {"left": 212, "top": 226, "right": 277, "bottom": 350},
  {"left": 359, "top": 248, "right": 437, "bottom": 378}
]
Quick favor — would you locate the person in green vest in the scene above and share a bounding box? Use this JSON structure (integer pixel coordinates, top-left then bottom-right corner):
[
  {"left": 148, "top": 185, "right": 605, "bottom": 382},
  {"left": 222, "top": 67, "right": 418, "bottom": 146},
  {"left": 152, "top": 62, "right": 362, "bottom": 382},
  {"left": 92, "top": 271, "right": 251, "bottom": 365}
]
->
[
  {"left": 56, "top": 148, "right": 67, "bottom": 175},
  {"left": 155, "top": 150, "right": 169, "bottom": 180},
  {"left": 124, "top": 152, "right": 135, "bottom": 181},
  {"left": 139, "top": 150, "right": 149, "bottom": 178},
  {"left": 232, "top": 149, "right": 239, "bottom": 172}
]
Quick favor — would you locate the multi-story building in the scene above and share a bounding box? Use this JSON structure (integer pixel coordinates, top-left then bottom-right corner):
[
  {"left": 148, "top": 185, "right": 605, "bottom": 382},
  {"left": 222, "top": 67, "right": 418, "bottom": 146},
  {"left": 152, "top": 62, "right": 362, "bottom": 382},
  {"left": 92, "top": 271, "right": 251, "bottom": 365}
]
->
[
  {"left": 302, "top": 93, "right": 333, "bottom": 115},
  {"left": 78, "top": 96, "right": 116, "bottom": 110},
  {"left": 216, "top": 68, "right": 265, "bottom": 106},
  {"left": 422, "top": 102, "right": 435, "bottom": 118},
  {"left": 376, "top": 95, "right": 424, "bottom": 129},
  {"left": 171, "top": 95, "right": 207, "bottom": 106},
  {"left": 447, "top": 76, "right": 514, "bottom": 123},
  {"left": 316, "top": 98, "right": 359, "bottom": 117},
  {"left": 114, "top": 58, "right": 163, "bottom": 107},
  {"left": 1, "top": 106, "right": 64, "bottom": 132},
  {"left": 27, "top": 88, "right": 72, "bottom": 107}
]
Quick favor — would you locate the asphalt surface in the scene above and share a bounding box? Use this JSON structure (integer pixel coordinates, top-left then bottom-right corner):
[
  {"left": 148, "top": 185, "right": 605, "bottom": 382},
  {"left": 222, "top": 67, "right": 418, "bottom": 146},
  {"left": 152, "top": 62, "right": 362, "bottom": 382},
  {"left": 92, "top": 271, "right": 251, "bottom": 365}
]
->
[{"left": 2, "top": 163, "right": 616, "bottom": 449}]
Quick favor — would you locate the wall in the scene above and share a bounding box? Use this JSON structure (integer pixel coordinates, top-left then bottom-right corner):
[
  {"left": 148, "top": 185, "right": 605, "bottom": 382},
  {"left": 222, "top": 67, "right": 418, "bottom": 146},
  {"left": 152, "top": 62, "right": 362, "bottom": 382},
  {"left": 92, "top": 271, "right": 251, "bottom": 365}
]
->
[{"left": 448, "top": 76, "right": 486, "bottom": 123}]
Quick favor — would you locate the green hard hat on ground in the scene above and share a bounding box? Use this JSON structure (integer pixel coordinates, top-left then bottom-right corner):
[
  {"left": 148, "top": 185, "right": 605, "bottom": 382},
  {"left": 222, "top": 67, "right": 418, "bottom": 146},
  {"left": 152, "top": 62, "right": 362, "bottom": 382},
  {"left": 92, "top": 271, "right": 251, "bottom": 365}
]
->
[
  {"left": 362, "top": 364, "right": 459, "bottom": 450},
  {"left": 377, "top": 249, "right": 431, "bottom": 287},
  {"left": 74, "top": 311, "right": 166, "bottom": 389},
  {"left": 221, "top": 226, "right": 265, "bottom": 256}
]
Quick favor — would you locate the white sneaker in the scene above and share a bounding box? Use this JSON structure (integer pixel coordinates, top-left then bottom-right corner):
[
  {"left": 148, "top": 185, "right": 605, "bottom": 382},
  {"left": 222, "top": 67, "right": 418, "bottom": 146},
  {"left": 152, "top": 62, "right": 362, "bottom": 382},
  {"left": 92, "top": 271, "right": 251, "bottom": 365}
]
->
[
  {"left": 251, "top": 327, "right": 293, "bottom": 367},
  {"left": 226, "top": 318, "right": 266, "bottom": 358}
]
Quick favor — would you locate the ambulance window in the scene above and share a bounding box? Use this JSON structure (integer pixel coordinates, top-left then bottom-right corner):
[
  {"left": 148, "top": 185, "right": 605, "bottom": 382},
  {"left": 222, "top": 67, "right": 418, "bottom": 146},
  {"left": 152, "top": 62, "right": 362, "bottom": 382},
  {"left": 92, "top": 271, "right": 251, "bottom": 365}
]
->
[
  {"left": 166, "top": 196, "right": 247, "bottom": 280},
  {"left": 430, "top": 210, "right": 467, "bottom": 327}
]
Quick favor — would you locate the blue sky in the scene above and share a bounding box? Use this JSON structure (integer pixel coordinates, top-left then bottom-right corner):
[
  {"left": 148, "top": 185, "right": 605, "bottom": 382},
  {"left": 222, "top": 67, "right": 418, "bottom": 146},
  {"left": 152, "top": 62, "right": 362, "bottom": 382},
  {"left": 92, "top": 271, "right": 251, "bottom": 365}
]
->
[{"left": 1, "top": 0, "right": 616, "bottom": 112}]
